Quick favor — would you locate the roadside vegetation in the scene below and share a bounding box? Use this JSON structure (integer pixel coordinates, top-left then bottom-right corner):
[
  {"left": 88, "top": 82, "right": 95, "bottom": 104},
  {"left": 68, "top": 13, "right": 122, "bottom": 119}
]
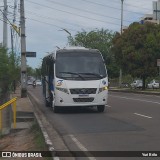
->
[
  {"left": 68, "top": 29, "right": 119, "bottom": 78},
  {"left": 30, "top": 122, "right": 53, "bottom": 160},
  {"left": 0, "top": 47, "right": 20, "bottom": 94},
  {"left": 1, "top": 23, "right": 160, "bottom": 92},
  {"left": 0, "top": 46, "right": 41, "bottom": 95},
  {"left": 67, "top": 24, "right": 160, "bottom": 90},
  {"left": 112, "top": 22, "right": 160, "bottom": 89},
  {"left": 0, "top": 122, "right": 52, "bottom": 160},
  {"left": 27, "top": 66, "right": 41, "bottom": 80}
]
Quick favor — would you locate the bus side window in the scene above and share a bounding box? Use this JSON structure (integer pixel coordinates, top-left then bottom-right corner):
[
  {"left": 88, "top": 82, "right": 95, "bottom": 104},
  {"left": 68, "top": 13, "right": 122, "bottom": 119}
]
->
[{"left": 49, "top": 59, "right": 54, "bottom": 92}]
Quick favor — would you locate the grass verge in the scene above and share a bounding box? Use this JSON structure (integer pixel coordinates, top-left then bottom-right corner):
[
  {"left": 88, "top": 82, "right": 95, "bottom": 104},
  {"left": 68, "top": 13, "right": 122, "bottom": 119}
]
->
[{"left": 30, "top": 122, "right": 53, "bottom": 160}]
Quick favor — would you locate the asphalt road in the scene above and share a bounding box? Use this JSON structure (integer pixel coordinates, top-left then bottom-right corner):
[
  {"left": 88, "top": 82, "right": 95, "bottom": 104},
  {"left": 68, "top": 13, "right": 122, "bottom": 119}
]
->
[{"left": 28, "top": 86, "right": 160, "bottom": 160}]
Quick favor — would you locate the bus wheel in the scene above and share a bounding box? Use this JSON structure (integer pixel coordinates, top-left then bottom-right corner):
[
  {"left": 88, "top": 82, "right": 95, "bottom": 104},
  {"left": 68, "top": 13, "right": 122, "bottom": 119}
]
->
[
  {"left": 45, "top": 99, "right": 52, "bottom": 107},
  {"left": 97, "top": 105, "right": 105, "bottom": 112},
  {"left": 45, "top": 100, "right": 50, "bottom": 107},
  {"left": 53, "top": 106, "right": 59, "bottom": 113}
]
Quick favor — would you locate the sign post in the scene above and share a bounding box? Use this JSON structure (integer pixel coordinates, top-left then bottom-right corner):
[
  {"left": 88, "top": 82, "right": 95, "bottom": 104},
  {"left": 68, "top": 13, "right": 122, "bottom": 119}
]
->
[{"left": 157, "top": 59, "right": 160, "bottom": 76}]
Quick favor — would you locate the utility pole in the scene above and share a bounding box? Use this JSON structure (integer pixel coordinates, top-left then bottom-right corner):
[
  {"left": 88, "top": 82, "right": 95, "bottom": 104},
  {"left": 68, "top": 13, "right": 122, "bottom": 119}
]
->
[
  {"left": 11, "top": 0, "right": 17, "bottom": 54},
  {"left": 11, "top": 28, "right": 14, "bottom": 54},
  {"left": 119, "top": 0, "right": 124, "bottom": 87},
  {"left": 3, "top": 0, "right": 8, "bottom": 48},
  {"left": 13, "top": 0, "right": 17, "bottom": 24},
  {"left": 20, "top": 0, "right": 27, "bottom": 97}
]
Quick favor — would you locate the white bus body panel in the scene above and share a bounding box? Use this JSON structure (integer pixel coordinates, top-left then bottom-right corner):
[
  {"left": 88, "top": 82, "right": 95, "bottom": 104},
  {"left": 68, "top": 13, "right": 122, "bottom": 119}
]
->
[{"left": 54, "top": 77, "right": 108, "bottom": 107}]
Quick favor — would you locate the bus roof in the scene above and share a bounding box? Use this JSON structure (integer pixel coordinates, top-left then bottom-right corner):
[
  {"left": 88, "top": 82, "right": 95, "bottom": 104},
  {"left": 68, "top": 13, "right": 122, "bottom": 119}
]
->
[
  {"left": 56, "top": 47, "right": 99, "bottom": 53},
  {"left": 43, "top": 47, "right": 100, "bottom": 61}
]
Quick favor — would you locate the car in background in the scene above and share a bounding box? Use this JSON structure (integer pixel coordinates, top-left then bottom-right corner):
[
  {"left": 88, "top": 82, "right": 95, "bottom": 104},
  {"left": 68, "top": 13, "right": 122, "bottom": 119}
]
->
[
  {"left": 36, "top": 79, "right": 42, "bottom": 86},
  {"left": 130, "top": 80, "right": 143, "bottom": 89},
  {"left": 27, "top": 80, "right": 33, "bottom": 85},
  {"left": 147, "top": 79, "right": 159, "bottom": 89}
]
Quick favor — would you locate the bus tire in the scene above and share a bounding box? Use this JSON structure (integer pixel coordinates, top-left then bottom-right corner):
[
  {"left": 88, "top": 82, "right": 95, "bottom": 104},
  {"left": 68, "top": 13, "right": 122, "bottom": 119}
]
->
[
  {"left": 45, "top": 100, "right": 50, "bottom": 107},
  {"left": 53, "top": 106, "right": 59, "bottom": 113},
  {"left": 97, "top": 105, "right": 105, "bottom": 112}
]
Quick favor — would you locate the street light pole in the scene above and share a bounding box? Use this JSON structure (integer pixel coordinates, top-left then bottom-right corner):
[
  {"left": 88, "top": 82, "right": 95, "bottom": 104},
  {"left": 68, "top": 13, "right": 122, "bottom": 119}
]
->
[
  {"left": 59, "top": 28, "right": 72, "bottom": 46},
  {"left": 121, "top": 0, "right": 124, "bottom": 34},
  {"left": 3, "top": 0, "right": 8, "bottom": 48},
  {"left": 119, "top": 0, "right": 124, "bottom": 87}
]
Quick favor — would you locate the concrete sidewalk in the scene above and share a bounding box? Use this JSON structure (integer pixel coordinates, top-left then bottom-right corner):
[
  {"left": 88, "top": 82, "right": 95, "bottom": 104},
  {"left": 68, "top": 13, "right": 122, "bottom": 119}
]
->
[
  {"left": 11, "top": 87, "right": 35, "bottom": 131},
  {"left": 1, "top": 86, "right": 75, "bottom": 160}
]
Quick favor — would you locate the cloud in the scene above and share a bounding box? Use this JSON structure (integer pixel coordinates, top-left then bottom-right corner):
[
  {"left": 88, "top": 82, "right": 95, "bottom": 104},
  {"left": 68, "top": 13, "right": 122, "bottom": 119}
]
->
[{"left": 0, "top": 0, "right": 155, "bottom": 68}]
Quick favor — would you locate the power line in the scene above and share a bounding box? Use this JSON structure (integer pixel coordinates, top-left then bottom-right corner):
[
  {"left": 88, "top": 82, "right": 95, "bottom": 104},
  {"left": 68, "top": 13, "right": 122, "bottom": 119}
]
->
[
  {"left": 25, "top": 0, "right": 122, "bottom": 26},
  {"left": 0, "top": 8, "right": 13, "bottom": 25},
  {"left": 7, "top": 7, "right": 94, "bottom": 31},
  {"left": 0, "top": 8, "right": 20, "bottom": 35},
  {"left": 124, "top": 2, "right": 151, "bottom": 11},
  {"left": 103, "top": 0, "right": 151, "bottom": 11},
  {"left": 27, "top": 17, "right": 78, "bottom": 32},
  {"left": 9, "top": 7, "right": 122, "bottom": 30},
  {"left": 80, "top": 0, "right": 147, "bottom": 15},
  {"left": 46, "top": 0, "right": 132, "bottom": 23},
  {"left": 25, "top": 10, "right": 93, "bottom": 30},
  {"left": 8, "top": 9, "right": 117, "bottom": 32},
  {"left": 0, "top": 18, "right": 10, "bottom": 24},
  {"left": 7, "top": 10, "right": 85, "bottom": 31}
]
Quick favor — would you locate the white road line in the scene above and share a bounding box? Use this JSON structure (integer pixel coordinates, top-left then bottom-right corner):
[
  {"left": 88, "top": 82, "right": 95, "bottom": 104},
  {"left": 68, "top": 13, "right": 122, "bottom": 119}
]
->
[
  {"left": 69, "top": 134, "right": 96, "bottom": 160},
  {"left": 110, "top": 95, "right": 160, "bottom": 105},
  {"left": 134, "top": 113, "right": 152, "bottom": 119},
  {"left": 106, "top": 105, "right": 112, "bottom": 108}
]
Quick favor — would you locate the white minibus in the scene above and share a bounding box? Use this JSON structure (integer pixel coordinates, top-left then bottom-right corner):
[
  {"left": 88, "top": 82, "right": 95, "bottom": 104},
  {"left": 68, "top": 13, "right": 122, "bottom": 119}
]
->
[{"left": 42, "top": 47, "right": 108, "bottom": 113}]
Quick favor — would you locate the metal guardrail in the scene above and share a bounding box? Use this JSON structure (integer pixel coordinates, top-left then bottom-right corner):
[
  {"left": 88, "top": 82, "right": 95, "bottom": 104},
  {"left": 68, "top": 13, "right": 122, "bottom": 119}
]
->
[{"left": 0, "top": 97, "right": 17, "bottom": 130}]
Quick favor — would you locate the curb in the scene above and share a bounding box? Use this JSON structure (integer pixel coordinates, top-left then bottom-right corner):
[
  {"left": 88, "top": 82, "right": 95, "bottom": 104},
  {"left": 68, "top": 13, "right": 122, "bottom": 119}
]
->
[
  {"left": 27, "top": 91, "right": 75, "bottom": 160},
  {"left": 28, "top": 94, "right": 58, "bottom": 160},
  {"left": 109, "top": 89, "right": 160, "bottom": 96}
]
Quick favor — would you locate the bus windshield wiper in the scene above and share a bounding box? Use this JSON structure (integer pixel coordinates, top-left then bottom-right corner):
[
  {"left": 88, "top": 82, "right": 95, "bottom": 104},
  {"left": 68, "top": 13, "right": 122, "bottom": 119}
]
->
[
  {"left": 59, "top": 72, "right": 85, "bottom": 80},
  {"left": 79, "top": 73, "right": 103, "bottom": 78}
]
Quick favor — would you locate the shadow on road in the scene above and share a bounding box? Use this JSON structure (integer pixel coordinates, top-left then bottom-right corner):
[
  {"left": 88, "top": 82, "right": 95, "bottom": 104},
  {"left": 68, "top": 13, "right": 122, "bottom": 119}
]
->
[{"left": 51, "top": 106, "right": 105, "bottom": 114}]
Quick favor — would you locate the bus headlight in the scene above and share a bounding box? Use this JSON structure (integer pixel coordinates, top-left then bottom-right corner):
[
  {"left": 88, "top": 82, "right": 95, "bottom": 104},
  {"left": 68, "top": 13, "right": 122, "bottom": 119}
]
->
[
  {"left": 98, "top": 86, "right": 108, "bottom": 93},
  {"left": 56, "top": 87, "right": 69, "bottom": 94}
]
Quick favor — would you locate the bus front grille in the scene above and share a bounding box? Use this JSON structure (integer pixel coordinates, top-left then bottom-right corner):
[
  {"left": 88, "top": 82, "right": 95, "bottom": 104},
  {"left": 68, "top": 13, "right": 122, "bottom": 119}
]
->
[
  {"left": 73, "top": 98, "right": 94, "bottom": 102},
  {"left": 70, "top": 88, "right": 97, "bottom": 94}
]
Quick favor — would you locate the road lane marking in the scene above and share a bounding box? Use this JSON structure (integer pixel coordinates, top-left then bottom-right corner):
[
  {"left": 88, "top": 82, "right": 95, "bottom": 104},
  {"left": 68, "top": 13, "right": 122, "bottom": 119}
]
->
[
  {"left": 134, "top": 113, "right": 152, "bottom": 119},
  {"left": 110, "top": 95, "right": 160, "bottom": 105},
  {"left": 106, "top": 105, "right": 112, "bottom": 107},
  {"left": 69, "top": 134, "right": 96, "bottom": 160}
]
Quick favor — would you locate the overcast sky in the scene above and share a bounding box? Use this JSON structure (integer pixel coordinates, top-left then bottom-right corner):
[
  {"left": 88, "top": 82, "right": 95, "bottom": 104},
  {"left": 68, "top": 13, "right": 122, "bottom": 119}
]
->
[{"left": 0, "top": 0, "right": 154, "bottom": 68}]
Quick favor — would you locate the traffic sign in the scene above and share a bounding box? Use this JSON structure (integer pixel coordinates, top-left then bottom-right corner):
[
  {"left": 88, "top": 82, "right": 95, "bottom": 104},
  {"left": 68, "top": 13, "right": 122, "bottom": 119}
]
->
[
  {"left": 26, "top": 52, "right": 36, "bottom": 57},
  {"left": 157, "top": 59, "right": 160, "bottom": 66}
]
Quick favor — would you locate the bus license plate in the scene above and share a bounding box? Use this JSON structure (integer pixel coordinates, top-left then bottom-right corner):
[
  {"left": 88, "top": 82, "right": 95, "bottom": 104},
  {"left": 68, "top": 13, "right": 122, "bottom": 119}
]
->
[{"left": 79, "top": 94, "right": 89, "bottom": 97}]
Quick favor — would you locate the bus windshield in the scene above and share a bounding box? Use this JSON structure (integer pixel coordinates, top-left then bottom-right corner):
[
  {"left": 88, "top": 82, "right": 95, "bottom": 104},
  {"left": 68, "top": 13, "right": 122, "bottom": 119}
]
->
[{"left": 56, "top": 51, "right": 107, "bottom": 80}]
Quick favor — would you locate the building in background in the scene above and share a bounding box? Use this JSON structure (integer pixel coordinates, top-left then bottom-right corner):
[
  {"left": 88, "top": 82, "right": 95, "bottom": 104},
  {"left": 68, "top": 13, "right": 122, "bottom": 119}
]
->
[
  {"left": 140, "top": 0, "right": 160, "bottom": 24},
  {"left": 153, "top": 0, "right": 160, "bottom": 20},
  {"left": 140, "top": 14, "right": 158, "bottom": 24},
  {"left": 122, "top": 0, "right": 160, "bottom": 33},
  {"left": 122, "top": 26, "right": 129, "bottom": 32}
]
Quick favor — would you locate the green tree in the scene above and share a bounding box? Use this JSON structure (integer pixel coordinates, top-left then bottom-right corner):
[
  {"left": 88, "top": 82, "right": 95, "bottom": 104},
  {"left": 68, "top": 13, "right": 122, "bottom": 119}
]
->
[
  {"left": 35, "top": 67, "right": 41, "bottom": 79},
  {"left": 0, "top": 46, "right": 20, "bottom": 93},
  {"left": 8, "top": 52, "right": 20, "bottom": 83},
  {"left": 0, "top": 47, "right": 9, "bottom": 92},
  {"left": 112, "top": 22, "right": 160, "bottom": 89},
  {"left": 68, "top": 29, "right": 119, "bottom": 78},
  {"left": 27, "top": 66, "right": 35, "bottom": 76},
  {"left": 27, "top": 66, "right": 42, "bottom": 80}
]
